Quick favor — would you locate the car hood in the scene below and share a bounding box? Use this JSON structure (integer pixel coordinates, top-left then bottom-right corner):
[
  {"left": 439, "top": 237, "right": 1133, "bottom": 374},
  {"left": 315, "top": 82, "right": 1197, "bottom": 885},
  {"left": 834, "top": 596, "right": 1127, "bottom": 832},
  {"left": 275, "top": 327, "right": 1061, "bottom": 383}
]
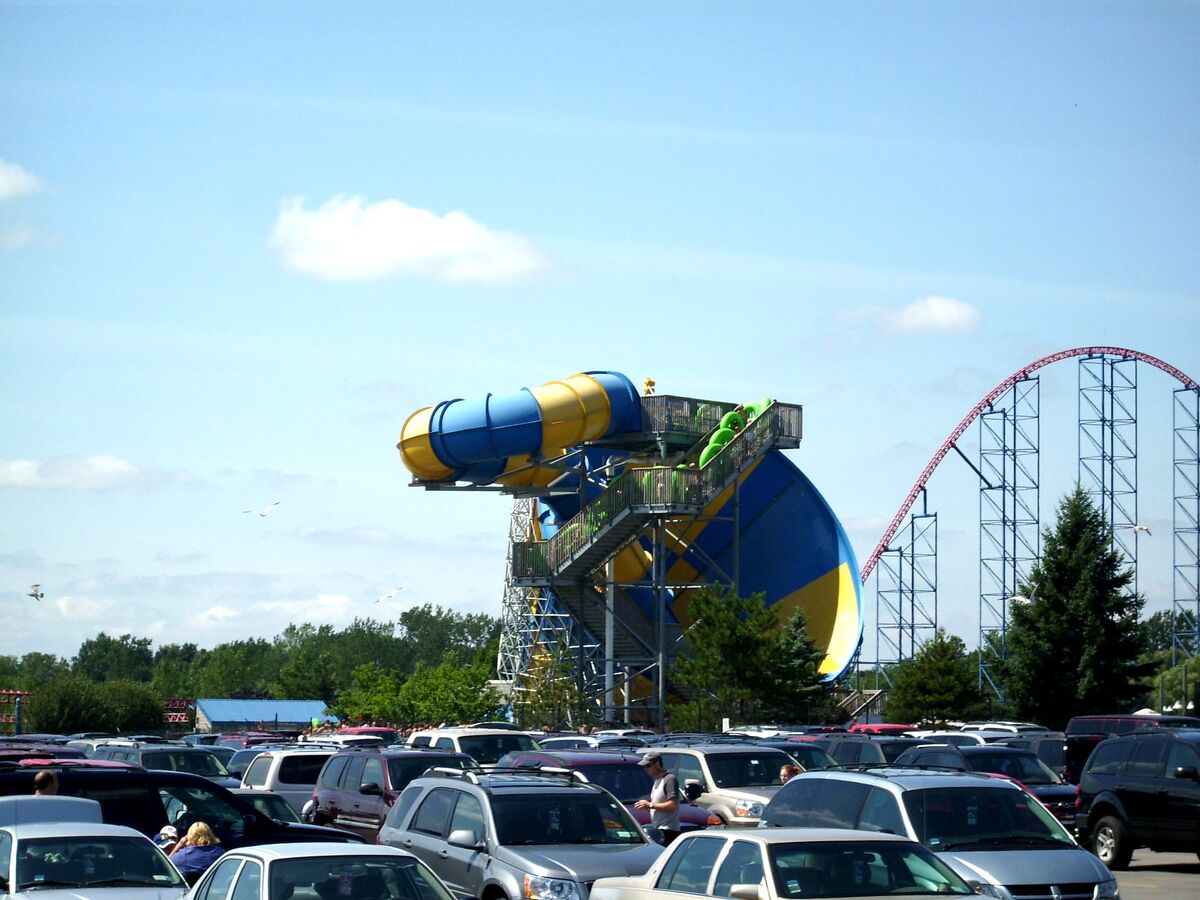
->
[
  {"left": 242, "top": 821, "right": 366, "bottom": 845},
  {"left": 938, "top": 845, "right": 1111, "bottom": 888},
  {"left": 1025, "top": 783, "right": 1076, "bottom": 802},
  {"left": 13, "top": 888, "right": 187, "bottom": 899},
  {"left": 493, "top": 842, "right": 663, "bottom": 879},
  {"left": 707, "top": 784, "right": 782, "bottom": 804}
]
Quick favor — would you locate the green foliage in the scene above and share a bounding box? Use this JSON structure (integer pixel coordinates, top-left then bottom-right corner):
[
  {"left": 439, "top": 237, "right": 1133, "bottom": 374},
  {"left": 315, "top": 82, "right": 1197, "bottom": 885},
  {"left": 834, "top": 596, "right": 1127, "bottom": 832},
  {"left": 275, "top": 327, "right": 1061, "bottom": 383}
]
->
[
  {"left": 1002, "top": 487, "right": 1147, "bottom": 729},
  {"left": 73, "top": 633, "right": 154, "bottom": 682},
  {"left": 512, "top": 637, "right": 583, "bottom": 730},
  {"left": 884, "top": 629, "right": 986, "bottom": 724},
  {"left": 26, "top": 674, "right": 108, "bottom": 732},
  {"left": 100, "top": 680, "right": 167, "bottom": 733},
  {"left": 190, "top": 639, "right": 282, "bottom": 698},
  {"left": 331, "top": 664, "right": 405, "bottom": 724},
  {"left": 395, "top": 661, "right": 501, "bottom": 724},
  {"left": 150, "top": 643, "right": 199, "bottom": 697},
  {"left": 759, "top": 607, "right": 831, "bottom": 723}
]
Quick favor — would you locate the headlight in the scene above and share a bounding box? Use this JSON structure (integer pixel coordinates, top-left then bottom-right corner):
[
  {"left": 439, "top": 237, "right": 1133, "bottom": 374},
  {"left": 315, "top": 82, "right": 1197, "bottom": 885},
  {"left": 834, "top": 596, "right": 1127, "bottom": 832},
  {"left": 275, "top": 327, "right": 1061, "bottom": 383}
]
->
[
  {"left": 524, "top": 874, "right": 582, "bottom": 900},
  {"left": 734, "top": 800, "right": 763, "bottom": 818},
  {"left": 965, "top": 881, "right": 1005, "bottom": 898},
  {"left": 1096, "top": 877, "right": 1119, "bottom": 899}
]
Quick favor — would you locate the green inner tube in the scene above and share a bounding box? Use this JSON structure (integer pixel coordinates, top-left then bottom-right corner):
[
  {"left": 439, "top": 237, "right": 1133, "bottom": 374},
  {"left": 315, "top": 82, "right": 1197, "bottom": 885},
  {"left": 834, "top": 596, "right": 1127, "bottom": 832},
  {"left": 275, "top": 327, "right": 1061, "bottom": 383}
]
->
[
  {"left": 710, "top": 426, "right": 736, "bottom": 447},
  {"left": 720, "top": 410, "right": 747, "bottom": 432}
]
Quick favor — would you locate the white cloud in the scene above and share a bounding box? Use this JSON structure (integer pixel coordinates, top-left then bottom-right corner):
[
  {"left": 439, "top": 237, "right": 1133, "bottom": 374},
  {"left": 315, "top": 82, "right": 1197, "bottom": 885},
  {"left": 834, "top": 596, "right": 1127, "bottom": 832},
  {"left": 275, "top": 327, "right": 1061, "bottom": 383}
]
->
[
  {"left": 270, "top": 194, "right": 547, "bottom": 283},
  {"left": 842, "top": 295, "right": 982, "bottom": 335},
  {"left": 0, "top": 455, "right": 193, "bottom": 490},
  {"left": 0, "top": 159, "right": 43, "bottom": 201}
]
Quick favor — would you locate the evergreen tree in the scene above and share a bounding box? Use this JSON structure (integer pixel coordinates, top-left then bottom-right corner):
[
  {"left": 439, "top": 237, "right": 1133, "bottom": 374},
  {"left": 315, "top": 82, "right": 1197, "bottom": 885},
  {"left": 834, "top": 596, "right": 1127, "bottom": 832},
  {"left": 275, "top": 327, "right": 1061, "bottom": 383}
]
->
[
  {"left": 1003, "top": 487, "right": 1147, "bottom": 729},
  {"left": 759, "top": 607, "right": 830, "bottom": 724},
  {"left": 884, "top": 629, "right": 986, "bottom": 724}
]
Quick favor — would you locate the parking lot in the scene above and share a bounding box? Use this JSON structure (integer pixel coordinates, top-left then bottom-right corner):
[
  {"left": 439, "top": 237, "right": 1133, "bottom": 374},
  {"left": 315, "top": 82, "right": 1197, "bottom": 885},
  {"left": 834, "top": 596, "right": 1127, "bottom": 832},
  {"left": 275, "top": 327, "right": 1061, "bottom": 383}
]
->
[{"left": 1114, "top": 850, "right": 1200, "bottom": 900}]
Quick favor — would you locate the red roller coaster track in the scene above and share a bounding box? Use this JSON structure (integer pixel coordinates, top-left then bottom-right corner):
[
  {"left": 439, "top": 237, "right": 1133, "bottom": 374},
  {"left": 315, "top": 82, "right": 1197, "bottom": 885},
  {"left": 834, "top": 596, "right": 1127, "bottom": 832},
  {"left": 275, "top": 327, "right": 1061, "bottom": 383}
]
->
[{"left": 860, "top": 346, "right": 1199, "bottom": 583}]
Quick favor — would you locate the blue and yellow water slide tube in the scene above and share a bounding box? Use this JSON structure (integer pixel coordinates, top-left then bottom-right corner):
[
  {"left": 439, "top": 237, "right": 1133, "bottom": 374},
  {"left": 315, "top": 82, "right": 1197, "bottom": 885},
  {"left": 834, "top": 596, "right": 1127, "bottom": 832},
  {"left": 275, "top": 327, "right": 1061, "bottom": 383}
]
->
[{"left": 398, "top": 371, "right": 861, "bottom": 681}]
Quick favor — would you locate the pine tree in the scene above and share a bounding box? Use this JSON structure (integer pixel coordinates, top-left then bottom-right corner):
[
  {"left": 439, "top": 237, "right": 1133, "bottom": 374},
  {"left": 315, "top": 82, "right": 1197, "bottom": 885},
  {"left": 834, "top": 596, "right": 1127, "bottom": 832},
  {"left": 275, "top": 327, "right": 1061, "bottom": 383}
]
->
[
  {"left": 884, "top": 629, "right": 985, "bottom": 724},
  {"left": 1003, "top": 486, "right": 1147, "bottom": 729}
]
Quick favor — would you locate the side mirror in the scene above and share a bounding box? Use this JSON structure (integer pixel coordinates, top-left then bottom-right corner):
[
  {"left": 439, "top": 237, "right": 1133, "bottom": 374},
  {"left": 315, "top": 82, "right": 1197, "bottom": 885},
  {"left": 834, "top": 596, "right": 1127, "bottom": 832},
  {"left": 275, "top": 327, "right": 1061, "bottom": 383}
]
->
[
  {"left": 448, "top": 828, "right": 485, "bottom": 850},
  {"left": 360, "top": 782, "right": 383, "bottom": 796},
  {"left": 643, "top": 824, "right": 665, "bottom": 845},
  {"left": 1173, "top": 765, "right": 1198, "bottom": 780},
  {"left": 228, "top": 768, "right": 244, "bottom": 779},
  {"left": 729, "top": 884, "right": 767, "bottom": 900},
  {"left": 684, "top": 781, "right": 703, "bottom": 802}
]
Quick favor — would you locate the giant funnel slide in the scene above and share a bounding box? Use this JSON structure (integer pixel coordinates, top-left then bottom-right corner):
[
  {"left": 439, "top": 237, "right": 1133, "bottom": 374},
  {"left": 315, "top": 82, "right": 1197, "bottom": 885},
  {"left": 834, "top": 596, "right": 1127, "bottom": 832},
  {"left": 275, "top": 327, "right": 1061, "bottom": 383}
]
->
[{"left": 398, "top": 371, "right": 861, "bottom": 680}]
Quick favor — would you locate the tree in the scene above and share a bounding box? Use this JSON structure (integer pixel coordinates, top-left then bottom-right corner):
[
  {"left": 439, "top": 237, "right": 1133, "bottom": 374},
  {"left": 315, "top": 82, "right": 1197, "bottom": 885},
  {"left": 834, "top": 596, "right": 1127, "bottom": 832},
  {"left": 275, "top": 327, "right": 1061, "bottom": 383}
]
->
[
  {"left": 190, "top": 639, "right": 281, "bottom": 698},
  {"left": 512, "top": 637, "right": 583, "bottom": 730},
  {"left": 26, "top": 674, "right": 107, "bottom": 733},
  {"left": 395, "top": 660, "right": 501, "bottom": 725},
  {"left": 884, "top": 629, "right": 986, "bottom": 724},
  {"left": 275, "top": 645, "right": 340, "bottom": 706},
  {"left": 100, "top": 680, "right": 166, "bottom": 733},
  {"left": 151, "top": 643, "right": 199, "bottom": 697},
  {"left": 1002, "top": 487, "right": 1148, "bottom": 729},
  {"left": 758, "top": 608, "right": 832, "bottom": 723},
  {"left": 331, "top": 664, "right": 404, "bottom": 724},
  {"left": 73, "top": 632, "right": 154, "bottom": 683},
  {"left": 15, "top": 652, "right": 70, "bottom": 691}
]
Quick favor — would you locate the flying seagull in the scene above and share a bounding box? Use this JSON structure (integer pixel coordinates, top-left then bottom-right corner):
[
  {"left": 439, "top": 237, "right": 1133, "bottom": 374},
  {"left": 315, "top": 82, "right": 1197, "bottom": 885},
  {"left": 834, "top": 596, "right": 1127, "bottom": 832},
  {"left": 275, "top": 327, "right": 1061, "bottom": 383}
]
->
[
  {"left": 1126, "top": 524, "right": 1151, "bottom": 536},
  {"left": 27, "top": 584, "right": 43, "bottom": 602},
  {"left": 244, "top": 501, "right": 280, "bottom": 517},
  {"left": 377, "top": 587, "right": 403, "bottom": 603}
]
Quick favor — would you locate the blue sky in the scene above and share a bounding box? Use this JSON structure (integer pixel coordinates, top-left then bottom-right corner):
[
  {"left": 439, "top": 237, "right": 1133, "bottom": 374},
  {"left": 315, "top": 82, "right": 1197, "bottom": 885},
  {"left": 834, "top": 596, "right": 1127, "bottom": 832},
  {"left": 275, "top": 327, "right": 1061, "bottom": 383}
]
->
[{"left": 2, "top": 1, "right": 1197, "bottom": 663}]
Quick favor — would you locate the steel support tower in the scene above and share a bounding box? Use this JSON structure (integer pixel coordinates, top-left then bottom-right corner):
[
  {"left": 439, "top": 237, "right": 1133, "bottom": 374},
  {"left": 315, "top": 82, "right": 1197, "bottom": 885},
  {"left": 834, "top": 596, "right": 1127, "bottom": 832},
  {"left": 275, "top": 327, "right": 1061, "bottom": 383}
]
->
[
  {"left": 873, "top": 492, "right": 937, "bottom": 675},
  {"left": 1174, "top": 386, "right": 1200, "bottom": 663},
  {"left": 1079, "top": 354, "right": 1140, "bottom": 586},
  {"left": 978, "top": 375, "right": 1041, "bottom": 700}
]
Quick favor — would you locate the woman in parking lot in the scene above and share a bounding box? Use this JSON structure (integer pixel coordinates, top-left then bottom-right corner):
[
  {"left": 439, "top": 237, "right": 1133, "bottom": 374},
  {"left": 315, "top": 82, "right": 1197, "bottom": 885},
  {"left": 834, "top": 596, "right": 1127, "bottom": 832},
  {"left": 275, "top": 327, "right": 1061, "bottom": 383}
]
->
[{"left": 169, "top": 821, "right": 225, "bottom": 879}]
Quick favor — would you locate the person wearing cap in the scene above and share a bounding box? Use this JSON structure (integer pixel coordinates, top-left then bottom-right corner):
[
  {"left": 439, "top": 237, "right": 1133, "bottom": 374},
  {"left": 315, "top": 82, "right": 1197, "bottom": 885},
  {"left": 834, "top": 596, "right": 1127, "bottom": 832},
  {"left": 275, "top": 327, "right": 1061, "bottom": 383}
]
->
[
  {"left": 634, "top": 751, "right": 680, "bottom": 845},
  {"left": 154, "top": 825, "right": 179, "bottom": 853}
]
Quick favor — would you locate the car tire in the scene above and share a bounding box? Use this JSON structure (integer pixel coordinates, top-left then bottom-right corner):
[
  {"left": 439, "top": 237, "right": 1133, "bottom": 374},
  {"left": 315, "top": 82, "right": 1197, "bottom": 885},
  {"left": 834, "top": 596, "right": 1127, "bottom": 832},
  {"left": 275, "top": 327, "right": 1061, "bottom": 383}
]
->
[{"left": 1092, "top": 815, "right": 1132, "bottom": 870}]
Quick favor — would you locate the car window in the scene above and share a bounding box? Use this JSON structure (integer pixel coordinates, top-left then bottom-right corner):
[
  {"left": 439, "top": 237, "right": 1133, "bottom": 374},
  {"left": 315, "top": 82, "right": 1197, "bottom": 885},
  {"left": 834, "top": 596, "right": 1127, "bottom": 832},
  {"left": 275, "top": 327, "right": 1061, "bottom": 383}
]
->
[
  {"left": 664, "top": 753, "right": 707, "bottom": 789},
  {"left": 713, "top": 839, "right": 765, "bottom": 897},
  {"left": 231, "top": 859, "right": 262, "bottom": 900},
  {"left": 857, "top": 787, "right": 906, "bottom": 836},
  {"left": 1127, "top": 741, "right": 1167, "bottom": 777},
  {"left": 449, "top": 792, "right": 486, "bottom": 840},
  {"left": 412, "top": 787, "right": 458, "bottom": 837},
  {"left": 657, "top": 835, "right": 725, "bottom": 893},
  {"left": 387, "top": 757, "right": 473, "bottom": 792},
  {"left": 767, "top": 778, "right": 870, "bottom": 828},
  {"left": 411, "top": 736, "right": 431, "bottom": 748},
  {"left": 385, "top": 785, "right": 425, "bottom": 828},
  {"left": 490, "top": 792, "right": 644, "bottom": 845},
  {"left": 158, "top": 782, "right": 248, "bottom": 844},
  {"left": 1086, "top": 741, "right": 1131, "bottom": 776},
  {"left": 320, "top": 755, "right": 349, "bottom": 789},
  {"left": 706, "top": 752, "right": 788, "bottom": 787},
  {"left": 278, "top": 754, "right": 330, "bottom": 785},
  {"left": 573, "top": 763, "right": 653, "bottom": 802},
  {"left": 244, "top": 756, "right": 272, "bottom": 787},
  {"left": 196, "top": 856, "right": 241, "bottom": 899},
  {"left": 456, "top": 734, "right": 538, "bottom": 764},
  {"left": 363, "top": 758, "right": 385, "bottom": 789},
  {"left": 434, "top": 738, "right": 454, "bottom": 751},
  {"left": 903, "top": 786, "right": 1073, "bottom": 849},
  {"left": 768, "top": 840, "right": 973, "bottom": 898},
  {"left": 342, "top": 757, "right": 366, "bottom": 790}
]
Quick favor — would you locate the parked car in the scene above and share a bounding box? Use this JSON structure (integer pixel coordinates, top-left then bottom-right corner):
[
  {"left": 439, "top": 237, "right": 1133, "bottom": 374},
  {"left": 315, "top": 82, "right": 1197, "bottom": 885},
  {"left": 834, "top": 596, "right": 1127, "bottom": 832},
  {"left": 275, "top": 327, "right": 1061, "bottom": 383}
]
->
[
  {"left": 590, "top": 827, "right": 976, "bottom": 900},
  {"left": 760, "top": 767, "right": 1117, "bottom": 900},
  {"left": 0, "top": 765, "right": 362, "bottom": 849},
  {"left": 186, "top": 841, "right": 455, "bottom": 900},
  {"left": 1063, "top": 713, "right": 1200, "bottom": 783},
  {"left": 993, "top": 731, "right": 1066, "bottom": 775},
  {"left": 496, "top": 748, "right": 720, "bottom": 836},
  {"left": 848, "top": 723, "right": 917, "bottom": 735},
  {"left": 406, "top": 728, "right": 541, "bottom": 767},
  {"left": 1074, "top": 728, "right": 1200, "bottom": 868},
  {"left": 891, "top": 744, "right": 1076, "bottom": 823},
  {"left": 309, "top": 747, "right": 479, "bottom": 840},
  {"left": 788, "top": 734, "right": 888, "bottom": 766},
  {"left": 378, "top": 767, "right": 663, "bottom": 900},
  {"left": 748, "top": 740, "right": 838, "bottom": 770},
  {"left": 646, "top": 744, "right": 794, "bottom": 827},
  {"left": 92, "top": 743, "right": 240, "bottom": 788},
  {"left": 231, "top": 788, "right": 303, "bottom": 823},
  {"left": 239, "top": 746, "right": 338, "bottom": 813},
  {"left": 1, "top": 796, "right": 188, "bottom": 898}
]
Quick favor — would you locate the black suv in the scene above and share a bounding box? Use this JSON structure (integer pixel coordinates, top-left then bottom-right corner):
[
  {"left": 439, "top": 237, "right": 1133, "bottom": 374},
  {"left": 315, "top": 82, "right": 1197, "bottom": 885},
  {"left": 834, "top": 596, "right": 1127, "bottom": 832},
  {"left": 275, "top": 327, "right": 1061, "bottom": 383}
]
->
[
  {"left": 0, "top": 764, "right": 360, "bottom": 847},
  {"left": 1075, "top": 729, "right": 1200, "bottom": 868},
  {"left": 93, "top": 742, "right": 240, "bottom": 788},
  {"left": 309, "top": 746, "right": 478, "bottom": 840}
]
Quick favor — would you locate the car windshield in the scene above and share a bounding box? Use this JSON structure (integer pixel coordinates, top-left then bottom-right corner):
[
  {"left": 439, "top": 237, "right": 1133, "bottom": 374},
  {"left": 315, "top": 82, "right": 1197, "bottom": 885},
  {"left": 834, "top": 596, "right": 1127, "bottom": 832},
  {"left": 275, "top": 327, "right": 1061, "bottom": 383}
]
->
[
  {"left": 388, "top": 756, "right": 478, "bottom": 787},
  {"left": 573, "top": 762, "right": 653, "bottom": 801},
  {"left": 16, "top": 835, "right": 186, "bottom": 890},
  {"left": 707, "top": 751, "right": 789, "bottom": 787},
  {"left": 768, "top": 840, "right": 974, "bottom": 898},
  {"left": 965, "top": 752, "right": 1062, "bottom": 785},
  {"left": 143, "top": 750, "right": 231, "bottom": 778},
  {"left": 270, "top": 855, "right": 454, "bottom": 900},
  {"left": 245, "top": 793, "right": 302, "bottom": 823},
  {"left": 458, "top": 734, "right": 537, "bottom": 764},
  {"left": 903, "top": 786, "right": 1075, "bottom": 851},
  {"left": 491, "top": 793, "right": 645, "bottom": 845}
]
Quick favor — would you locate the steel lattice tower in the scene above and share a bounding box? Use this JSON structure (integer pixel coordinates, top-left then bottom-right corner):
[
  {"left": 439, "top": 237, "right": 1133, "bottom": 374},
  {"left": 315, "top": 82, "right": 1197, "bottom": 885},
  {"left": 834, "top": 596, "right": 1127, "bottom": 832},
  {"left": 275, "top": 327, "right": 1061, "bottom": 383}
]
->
[
  {"left": 1079, "top": 355, "right": 1140, "bottom": 588},
  {"left": 1174, "top": 387, "right": 1200, "bottom": 663},
  {"left": 873, "top": 492, "right": 937, "bottom": 675},
  {"left": 978, "top": 375, "right": 1041, "bottom": 700}
]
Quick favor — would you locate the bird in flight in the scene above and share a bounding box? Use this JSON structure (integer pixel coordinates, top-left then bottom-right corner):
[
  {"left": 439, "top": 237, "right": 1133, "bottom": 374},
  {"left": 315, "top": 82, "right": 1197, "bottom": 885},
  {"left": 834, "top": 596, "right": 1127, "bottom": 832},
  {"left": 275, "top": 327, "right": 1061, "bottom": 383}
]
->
[
  {"left": 244, "top": 501, "right": 281, "bottom": 517},
  {"left": 1127, "top": 524, "right": 1151, "bottom": 536},
  {"left": 27, "top": 584, "right": 44, "bottom": 602},
  {"left": 377, "top": 587, "right": 403, "bottom": 603}
]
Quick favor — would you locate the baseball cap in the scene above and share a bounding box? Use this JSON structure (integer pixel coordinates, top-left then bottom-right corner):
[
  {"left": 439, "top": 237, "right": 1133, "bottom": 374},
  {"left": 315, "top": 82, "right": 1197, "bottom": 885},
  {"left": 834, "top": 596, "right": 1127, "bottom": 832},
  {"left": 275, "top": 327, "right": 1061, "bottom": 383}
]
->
[
  {"left": 154, "top": 825, "right": 178, "bottom": 846},
  {"left": 638, "top": 751, "right": 662, "bottom": 767}
]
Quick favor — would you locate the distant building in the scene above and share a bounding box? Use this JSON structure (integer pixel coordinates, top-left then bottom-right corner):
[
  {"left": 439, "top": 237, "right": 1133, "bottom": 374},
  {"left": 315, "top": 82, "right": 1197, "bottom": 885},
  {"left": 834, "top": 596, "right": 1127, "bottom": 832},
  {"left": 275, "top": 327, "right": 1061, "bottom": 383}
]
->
[{"left": 194, "top": 698, "right": 335, "bottom": 734}]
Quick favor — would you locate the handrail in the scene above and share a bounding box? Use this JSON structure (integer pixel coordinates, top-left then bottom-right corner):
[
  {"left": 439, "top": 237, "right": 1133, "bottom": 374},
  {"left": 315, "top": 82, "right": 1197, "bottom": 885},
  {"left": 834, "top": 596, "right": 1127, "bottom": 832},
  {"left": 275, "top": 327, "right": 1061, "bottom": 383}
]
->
[{"left": 512, "top": 402, "right": 803, "bottom": 578}]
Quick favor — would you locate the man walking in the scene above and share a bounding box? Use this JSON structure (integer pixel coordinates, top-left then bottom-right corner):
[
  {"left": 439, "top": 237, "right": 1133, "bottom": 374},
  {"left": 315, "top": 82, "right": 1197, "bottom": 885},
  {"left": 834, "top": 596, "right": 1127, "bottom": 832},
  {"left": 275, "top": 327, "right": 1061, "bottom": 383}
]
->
[{"left": 634, "top": 751, "right": 680, "bottom": 845}]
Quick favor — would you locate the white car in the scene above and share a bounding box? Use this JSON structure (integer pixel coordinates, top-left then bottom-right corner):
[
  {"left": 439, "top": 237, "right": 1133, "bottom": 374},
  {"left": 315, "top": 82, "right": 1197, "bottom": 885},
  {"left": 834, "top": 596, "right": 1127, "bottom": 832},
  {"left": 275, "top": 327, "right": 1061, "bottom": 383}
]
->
[
  {"left": 1, "top": 797, "right": 187, "bottom": 898},
  {"left": 185, "top": 842, "right": 455, "bottom": 900},
  {"left": 591, "top": 827, "right": 975, "bottom": 900}
]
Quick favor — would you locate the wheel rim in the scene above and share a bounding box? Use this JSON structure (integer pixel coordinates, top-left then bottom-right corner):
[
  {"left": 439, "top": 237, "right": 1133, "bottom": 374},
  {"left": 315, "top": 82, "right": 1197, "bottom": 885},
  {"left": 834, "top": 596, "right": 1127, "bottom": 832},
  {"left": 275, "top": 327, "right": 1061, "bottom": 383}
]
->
[{"left": 1096, "top": 826, "right": 1115, "bottom": 862}]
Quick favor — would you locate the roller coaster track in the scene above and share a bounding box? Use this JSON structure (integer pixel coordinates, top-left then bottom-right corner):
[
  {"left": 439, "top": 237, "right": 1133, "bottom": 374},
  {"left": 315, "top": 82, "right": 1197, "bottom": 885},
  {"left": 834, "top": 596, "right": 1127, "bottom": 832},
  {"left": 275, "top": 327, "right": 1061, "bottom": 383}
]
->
[{"left": 861, "top": 346, "right": 1199, "bottom": 583}]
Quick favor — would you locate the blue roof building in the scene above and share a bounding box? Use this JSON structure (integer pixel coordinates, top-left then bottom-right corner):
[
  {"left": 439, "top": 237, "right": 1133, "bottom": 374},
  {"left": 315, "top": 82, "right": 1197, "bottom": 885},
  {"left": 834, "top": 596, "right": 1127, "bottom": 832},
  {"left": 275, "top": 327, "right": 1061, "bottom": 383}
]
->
[{"left": 194, "top": 698, "right": 336, "bottom": 733}]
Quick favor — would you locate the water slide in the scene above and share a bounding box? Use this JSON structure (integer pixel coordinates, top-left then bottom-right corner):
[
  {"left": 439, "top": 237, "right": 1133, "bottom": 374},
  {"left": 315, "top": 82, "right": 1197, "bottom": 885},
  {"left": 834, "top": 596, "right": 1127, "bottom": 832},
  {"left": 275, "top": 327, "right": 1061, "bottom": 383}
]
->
[{"left": 398, "top": 371, "right": 861, "bottom": 681}]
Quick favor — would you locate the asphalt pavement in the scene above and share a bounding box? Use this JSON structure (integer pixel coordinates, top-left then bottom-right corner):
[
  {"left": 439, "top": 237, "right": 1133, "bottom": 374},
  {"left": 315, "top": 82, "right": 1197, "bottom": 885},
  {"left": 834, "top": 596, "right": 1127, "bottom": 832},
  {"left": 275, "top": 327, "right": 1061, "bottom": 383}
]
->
[{"left": 1114, "top": 850, "right": 1200, "bottom": 900}]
